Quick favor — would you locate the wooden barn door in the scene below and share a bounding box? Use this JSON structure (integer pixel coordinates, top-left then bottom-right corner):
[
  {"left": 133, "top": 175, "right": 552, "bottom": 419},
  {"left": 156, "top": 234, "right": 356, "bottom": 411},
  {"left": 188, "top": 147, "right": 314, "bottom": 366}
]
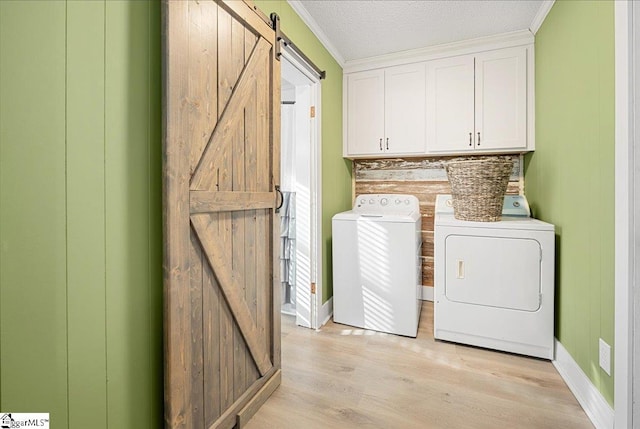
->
[{"left": 163, "top": 1, "right": 281, "bottom": 428}]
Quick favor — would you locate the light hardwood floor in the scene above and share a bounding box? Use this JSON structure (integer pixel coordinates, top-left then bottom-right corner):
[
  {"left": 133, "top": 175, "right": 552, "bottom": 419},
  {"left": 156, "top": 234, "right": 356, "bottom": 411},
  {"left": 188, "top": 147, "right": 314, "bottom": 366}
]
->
[{"left": 245, "top": 302, "right": 594, "bottom": 429}]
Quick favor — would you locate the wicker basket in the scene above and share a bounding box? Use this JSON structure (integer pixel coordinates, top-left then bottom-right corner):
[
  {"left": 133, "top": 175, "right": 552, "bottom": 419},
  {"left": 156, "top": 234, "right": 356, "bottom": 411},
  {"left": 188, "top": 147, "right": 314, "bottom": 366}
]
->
[{"left": 445, "top": 158, "right": 514, "bottom": 222}]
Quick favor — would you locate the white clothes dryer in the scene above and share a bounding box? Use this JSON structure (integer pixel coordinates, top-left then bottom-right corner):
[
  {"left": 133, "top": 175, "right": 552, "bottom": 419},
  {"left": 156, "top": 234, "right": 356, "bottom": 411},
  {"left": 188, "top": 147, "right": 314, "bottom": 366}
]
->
[
  {"left": 332, "top": 194, "right": 422, "bottom": 337},
  {"left": 434, "top": 194, "right": 555, "bottom": 359}
]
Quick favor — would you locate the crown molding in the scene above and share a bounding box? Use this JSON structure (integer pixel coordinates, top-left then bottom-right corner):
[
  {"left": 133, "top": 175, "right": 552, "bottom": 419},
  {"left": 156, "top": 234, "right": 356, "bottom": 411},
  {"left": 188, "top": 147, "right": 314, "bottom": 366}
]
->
[
  {"left": 287, "top": 0, "right": 345, "bottom": 67},
  {"left": 344, "top": 29, "right": 534, "bottom": 74},
  {"left": 530, "top": 0, "right": 555, "bottom": 35}
]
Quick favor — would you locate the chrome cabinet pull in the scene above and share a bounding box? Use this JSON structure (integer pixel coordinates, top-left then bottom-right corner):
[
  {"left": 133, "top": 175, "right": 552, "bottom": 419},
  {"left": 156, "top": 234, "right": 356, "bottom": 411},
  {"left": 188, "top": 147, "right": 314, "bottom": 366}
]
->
[
  {"left": 477, "top": 132, "right": 481, "bottom": 146},
  {"left": 379, "top": 138, "right": 382, "bottom": 150},
  {"left": 386, "top": 138, "right": 389, "bottom": 150},
  {"left": 469, "top": 132, "right": 472, "bottom": 146}
]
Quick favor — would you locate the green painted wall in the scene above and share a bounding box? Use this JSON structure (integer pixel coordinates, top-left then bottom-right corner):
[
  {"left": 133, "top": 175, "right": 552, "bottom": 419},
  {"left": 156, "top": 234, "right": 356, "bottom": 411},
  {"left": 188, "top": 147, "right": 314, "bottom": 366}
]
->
[
  {"left": 0, "top": 0, "right": 347, "bottom": 425},
  {"left": 0, "top": 1, "right": 163, "bottom": 427},
  {"left": 525, "top": 0, "right": 615, "bottom": 405},
  {"left": 255, "top": 1, "right": 351, "bottom": 303}
]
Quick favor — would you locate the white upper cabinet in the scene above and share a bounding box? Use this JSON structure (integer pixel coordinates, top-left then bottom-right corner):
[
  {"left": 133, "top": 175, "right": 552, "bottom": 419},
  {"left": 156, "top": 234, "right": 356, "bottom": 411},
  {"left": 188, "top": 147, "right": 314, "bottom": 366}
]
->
[
  {"left": 426, "top": 46, "right": 529, "bottom": 154},
  {"left": 474, "top": 47, "right": 528, "bottom": 152},
  {"left": 345, "top": 63, "right": 426, "bottom": 158},
  {"left": 343, "top": 32, "right": 534, "bottom": 159},
  {"left": 384, "top": 63, "right": 427, "bottom": 155},
  {"left": 346, "top": 69, "right": 385, "bottom": 156},
  {"left": 425, "top": 55, "right": 475, "bottom": 153}
]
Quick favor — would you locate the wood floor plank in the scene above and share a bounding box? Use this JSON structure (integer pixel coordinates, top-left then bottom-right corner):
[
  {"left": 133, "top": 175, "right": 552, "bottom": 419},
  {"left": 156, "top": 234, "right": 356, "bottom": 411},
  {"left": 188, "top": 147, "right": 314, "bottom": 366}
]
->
[{"left": 244, "top": 302, "right": 594, "bottom": 429}]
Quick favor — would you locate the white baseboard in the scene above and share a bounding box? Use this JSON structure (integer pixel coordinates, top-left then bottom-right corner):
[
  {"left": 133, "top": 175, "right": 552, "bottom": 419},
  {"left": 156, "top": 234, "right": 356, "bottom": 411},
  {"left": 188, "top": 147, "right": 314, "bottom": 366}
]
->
[
  {"left": 421, "top": 286, "right": 434, "bottom": 301},
  {"left": 318, "top": 297, "right": 333, "bottom": 328},
  {"left": 553, "top": 339, "right": 614, "bottom": 429}
]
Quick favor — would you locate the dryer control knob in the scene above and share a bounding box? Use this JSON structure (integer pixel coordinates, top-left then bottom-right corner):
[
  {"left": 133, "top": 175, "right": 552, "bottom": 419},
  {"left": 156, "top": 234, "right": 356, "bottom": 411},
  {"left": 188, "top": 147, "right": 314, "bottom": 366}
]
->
[
  {"left": 513, "top": 201, "right": 521, "bottom": 207},
  {"left": 360, "top": 199, "right": 366, "bottom": 205},
  {"left": 404, "top": 199, "right": 410, "bottom": 205},
  {"left": 380, "top": 198, "right": 388, "bottom": 206},
  {"left": 369, "top": 199, "right": 375, "bottom": 204},
  {"left": 395, "top": 199, "right": 401, "bottom": 205}
]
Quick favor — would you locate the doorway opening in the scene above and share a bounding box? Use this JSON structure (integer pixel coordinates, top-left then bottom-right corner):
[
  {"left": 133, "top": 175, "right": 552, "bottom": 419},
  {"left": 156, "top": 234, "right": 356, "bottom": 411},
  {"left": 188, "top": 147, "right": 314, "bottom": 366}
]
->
[{"left": 279, "top": 49, "right": 322, "bottom": 329}]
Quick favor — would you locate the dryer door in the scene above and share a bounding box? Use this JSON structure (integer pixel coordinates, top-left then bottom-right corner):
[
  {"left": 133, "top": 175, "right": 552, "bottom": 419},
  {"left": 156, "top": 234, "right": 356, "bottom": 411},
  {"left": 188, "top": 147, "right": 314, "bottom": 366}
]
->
[{"left": 445, "top": 235, "right": 541, "bottom": 311}]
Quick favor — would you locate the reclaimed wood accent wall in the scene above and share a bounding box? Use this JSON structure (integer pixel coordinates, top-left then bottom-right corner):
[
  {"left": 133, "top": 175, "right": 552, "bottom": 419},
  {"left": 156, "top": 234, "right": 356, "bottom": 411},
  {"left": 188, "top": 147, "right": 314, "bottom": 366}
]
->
[{"left": 353, "top": 155, "right": 523, "bottom": 289}]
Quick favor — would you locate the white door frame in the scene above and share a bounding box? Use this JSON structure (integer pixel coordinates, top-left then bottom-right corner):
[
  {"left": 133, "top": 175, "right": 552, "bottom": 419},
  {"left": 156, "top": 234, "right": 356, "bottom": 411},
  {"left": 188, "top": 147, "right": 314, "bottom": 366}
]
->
[
  {"left": 633, "top": 2, "right": 640, "bottom": 424},
  {"left": 280, "top": 47, "right": 323, "bottom": 330},
  {"left": 614, "top": 1, "right": 637, "bottom": 427}
]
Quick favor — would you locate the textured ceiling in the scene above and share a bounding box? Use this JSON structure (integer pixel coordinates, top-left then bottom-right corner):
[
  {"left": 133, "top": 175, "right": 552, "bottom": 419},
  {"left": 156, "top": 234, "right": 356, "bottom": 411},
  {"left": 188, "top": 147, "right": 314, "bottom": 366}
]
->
[{"left": 296, "top": 0, "right": 545, "bottom": 62}]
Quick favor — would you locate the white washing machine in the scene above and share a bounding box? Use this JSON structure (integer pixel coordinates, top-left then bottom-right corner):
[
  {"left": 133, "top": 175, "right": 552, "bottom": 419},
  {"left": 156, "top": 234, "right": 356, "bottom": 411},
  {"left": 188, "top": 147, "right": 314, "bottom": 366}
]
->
[
  {"left": 434, "top": 194, "right": 555, "bottom": 359},
  {"left": 332, "top": 194, "right": 422, "bottom": 337}
]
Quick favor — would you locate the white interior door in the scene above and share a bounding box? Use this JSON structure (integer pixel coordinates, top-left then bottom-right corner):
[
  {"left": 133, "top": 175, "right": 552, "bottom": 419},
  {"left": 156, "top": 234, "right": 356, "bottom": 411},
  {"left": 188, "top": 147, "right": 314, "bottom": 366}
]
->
[
  {"left": 293, "top": 84, "right": 312, "bottom": 328},
  {"left": 280, "top": 52, "right": 322, "bottom": 329}
]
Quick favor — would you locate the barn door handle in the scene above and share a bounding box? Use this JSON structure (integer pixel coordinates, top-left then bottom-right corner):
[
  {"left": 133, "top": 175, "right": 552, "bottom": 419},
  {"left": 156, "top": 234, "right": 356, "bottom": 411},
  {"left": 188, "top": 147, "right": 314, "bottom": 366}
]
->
[{"left": 275, "top": 185, "right": 284, "bottom": 213}]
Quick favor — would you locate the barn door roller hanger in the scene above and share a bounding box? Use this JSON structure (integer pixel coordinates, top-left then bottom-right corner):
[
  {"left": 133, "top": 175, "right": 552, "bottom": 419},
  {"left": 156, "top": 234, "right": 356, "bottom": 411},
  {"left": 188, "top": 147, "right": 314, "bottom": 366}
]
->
[{"left": 270, "top": 12, "right": 326, "bottom": 80}]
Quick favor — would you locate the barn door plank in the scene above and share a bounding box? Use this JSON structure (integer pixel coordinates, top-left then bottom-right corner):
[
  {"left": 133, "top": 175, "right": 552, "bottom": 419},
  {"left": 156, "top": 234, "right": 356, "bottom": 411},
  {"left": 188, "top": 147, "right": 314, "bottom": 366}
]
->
[
  {"left": 189, "top": 231, "right": 205, "bottom": 428},
  {"left": 230, "top": 15, "right": 248, "bottom": 404},
  {"left": 270, "top": 33, "right": 282, "bottom": 369},
  {"left": 163, "top": 2, "right": 192, "bottom": 428},
  {"left": 188, "top": 0, "right": 218, "bottom": 175},
  {"left": 215, "top": 8, "right": 236, "bottom": 414},
  {"left": 164, "top": 1, "right": 280, "bottom": 427},
  {"left": 190, "top": 190, "right": 273, "bottom": 213},
  {"left": 244, "top": 24, "right": 261, "bottom": 386},
  {"left": 220, "top": 0, "right": 273, "bottom": 42},
  {"left": 191, "top": 214, "right": 273, "bottom": 375},
  {"left": 212, "top": 367, "right": 278, "bottom": 429},
  {"left": 164, "top": 1, "right": 193, "bottom": 427},
  {"left": 190, "top": 37, "right": 269, "bottom": 191},
  {"left": 253, "top": 59, "right": 271, "bottom": 361},
  {"left": 203, "top": 248, "right": 222, "bottom": 425}
]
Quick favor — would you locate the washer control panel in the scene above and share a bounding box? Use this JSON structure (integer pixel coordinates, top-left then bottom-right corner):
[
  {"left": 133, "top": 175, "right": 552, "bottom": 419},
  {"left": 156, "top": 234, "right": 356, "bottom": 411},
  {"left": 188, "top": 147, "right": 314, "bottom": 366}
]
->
[
  {"left": 435, "top": 194, "right": 531, "bottom": 217},
  {"left": 353, "top": 194, "right": 420, "bottom": 214}
]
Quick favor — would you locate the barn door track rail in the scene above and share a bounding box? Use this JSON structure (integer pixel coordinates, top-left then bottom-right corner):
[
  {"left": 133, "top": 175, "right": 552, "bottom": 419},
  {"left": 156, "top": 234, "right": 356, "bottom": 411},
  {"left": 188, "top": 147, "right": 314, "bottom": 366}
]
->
[{"left": 270, "top": 12, "right": 326, "bottom": 80}]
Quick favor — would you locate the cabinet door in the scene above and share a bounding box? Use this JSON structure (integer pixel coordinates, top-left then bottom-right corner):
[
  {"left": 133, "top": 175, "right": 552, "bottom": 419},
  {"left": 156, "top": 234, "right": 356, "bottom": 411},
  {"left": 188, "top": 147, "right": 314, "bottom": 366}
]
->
[
  {"left": 384, "top": 63, "right": 426, "bottom": 155},
  {"left": 346, "top": 70, "right": 385, "bottom": 156},
  {"left": 425, "top": 55, "right": 474, "bottom": 153},
  {"left": 475, "top": 47, "right": 527, "bottom": 151}
]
